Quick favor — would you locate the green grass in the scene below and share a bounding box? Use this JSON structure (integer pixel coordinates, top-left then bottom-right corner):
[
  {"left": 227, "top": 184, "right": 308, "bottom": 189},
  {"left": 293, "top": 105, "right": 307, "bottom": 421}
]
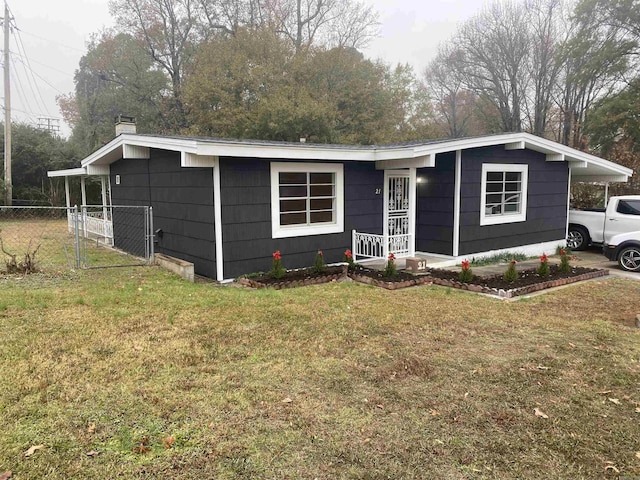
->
[{"left": 0, "top": 267, "right": 639, "bottom": 479}]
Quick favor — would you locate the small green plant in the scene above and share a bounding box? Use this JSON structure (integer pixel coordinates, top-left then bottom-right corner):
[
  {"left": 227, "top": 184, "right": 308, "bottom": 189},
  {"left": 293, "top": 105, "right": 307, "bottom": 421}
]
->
[
  {"left": 556, "top": 244, "right": 572, "bottom": 256},
  {"left": 344, "top": 249, "right": 356, "bottom": 271},
  {"left": 471, "top": 251, "right": 528, "bottom": 266},
  {"left": 383, "top": 253, "right": 397, "bottom": 278},
  {"left": 270, "top": 250, "right": 286, "bottom": 279},
  {"left": 504, "top": 259, "right": 518, "bottom": 282},
  {"left": 558, "top": 248, "right": 571, "bottom": 273},
  {"left": 458, "top": 259, "right": 473, "bottom": 283},
  {"left": 537, "top": 253, "right": 550, "bottom": 277},
  {"left": 313, "top": 250, "right": 326, "bottom": 274}
]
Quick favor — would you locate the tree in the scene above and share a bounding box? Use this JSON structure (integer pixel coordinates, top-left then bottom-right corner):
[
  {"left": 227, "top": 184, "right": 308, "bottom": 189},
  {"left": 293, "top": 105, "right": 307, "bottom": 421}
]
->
[
  {"left": 0, "top": 123, "right": 82, "bottom": 205},
  {"left": 108, "top": 0, "right": 201, "bottom": 127},
  {"left": 59, "top": 32, "right": 169, "bottom": 155},
  {"left": 584, "top": 78, "right": 640, "bottom": 193}
]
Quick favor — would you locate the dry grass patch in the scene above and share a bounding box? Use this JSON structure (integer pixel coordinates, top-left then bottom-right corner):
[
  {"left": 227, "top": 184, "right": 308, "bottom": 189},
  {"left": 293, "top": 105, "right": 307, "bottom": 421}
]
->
[{"left": 0, "top": 269, "right": 639, "bottom": 479}]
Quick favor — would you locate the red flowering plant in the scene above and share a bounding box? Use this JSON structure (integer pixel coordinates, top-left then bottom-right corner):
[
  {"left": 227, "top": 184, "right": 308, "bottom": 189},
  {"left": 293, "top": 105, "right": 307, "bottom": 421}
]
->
[
  {"left": 537, "top": 252, "right": 550, "bottom": 277},
  {"left": 344, "top": 249, "right": 356, "bottom": 270},
  {"left": 270, "top": 250, "right": 286, "bottom": 279},
  {"left": 313, "top": 250, "right": 327, "bottom": 274},
  {"left": 504, "top": 259, "right": 519, "bottom": 282},
  {"left": 458, "top": 259, "right": 473, "bottom": 283},
  {"left": 559, "top": 248, "right": 571, "bottom": 273},
  {"left": 383, "top": 252, "right": 397, "bottom": 278}
]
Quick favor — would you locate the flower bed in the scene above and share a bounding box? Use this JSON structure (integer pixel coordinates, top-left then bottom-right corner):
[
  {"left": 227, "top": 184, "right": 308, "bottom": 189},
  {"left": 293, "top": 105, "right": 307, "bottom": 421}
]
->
[
  {"left": 239, "top": 264, "right": 348, "bottom": 289},
  {"left": 347, "top": 267, "right": 432, "bottom": 290},
  {"left": 427, "top": 265, "right": 608, "bottom": 298}
]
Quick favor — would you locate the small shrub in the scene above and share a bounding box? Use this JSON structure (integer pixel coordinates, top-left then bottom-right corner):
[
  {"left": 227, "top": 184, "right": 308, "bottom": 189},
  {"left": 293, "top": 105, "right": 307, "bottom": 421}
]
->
[
  {"left": 270, "top": 250, "right": 286, "bottom": 279},
  {"left": 458, "top": 259, "right": 473, "bottom": 283},
  {"left": 313, "top": 250, "right": 326, "bottom": 274},
  {"left": 383, "top": 253, "right": 397, "bottom": 278},
  {"left": 344, "top": 249, "right": 356, "bottom": 271},
  {"left": 504, "top": 259, "right": 518, "bottom": 282},
  {"left": 537, "top": 253, "right": 550, "bottom": 277},
  {"left": 559, "top": 248, "right": 571, "bottom": 273}
]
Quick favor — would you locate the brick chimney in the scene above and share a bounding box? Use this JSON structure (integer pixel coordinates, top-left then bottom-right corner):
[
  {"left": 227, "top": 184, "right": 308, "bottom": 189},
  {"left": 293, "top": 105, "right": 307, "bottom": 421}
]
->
[{"left": 115, "top": 115, "right": 137, "bottom": 136}]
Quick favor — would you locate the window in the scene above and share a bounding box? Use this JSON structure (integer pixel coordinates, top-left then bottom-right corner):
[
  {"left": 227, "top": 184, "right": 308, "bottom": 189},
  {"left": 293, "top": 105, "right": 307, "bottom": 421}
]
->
[
  {"left": 480, "top": 164, "right": 528, "bottom": 226},
  {"left": 270, "top": 162, "right": 344, "bottom": 238},
  {"left": 616, "top": 200, "right": 640, "bottom": 216}
]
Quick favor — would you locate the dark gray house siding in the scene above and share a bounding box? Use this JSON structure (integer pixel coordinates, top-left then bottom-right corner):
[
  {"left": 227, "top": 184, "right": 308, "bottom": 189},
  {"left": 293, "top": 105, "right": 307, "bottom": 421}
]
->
[
  {"left": 110, "top": 150, "right": 217, "bottom": 278},
  {"left": 416, "top": 152, "right": 455, "bottom": 256},
  {"left": 458, "top": 146, "right": 568, "bottom": 256},
  {"left": 220, "top": 158, "right": 383, "bottom": 278}
]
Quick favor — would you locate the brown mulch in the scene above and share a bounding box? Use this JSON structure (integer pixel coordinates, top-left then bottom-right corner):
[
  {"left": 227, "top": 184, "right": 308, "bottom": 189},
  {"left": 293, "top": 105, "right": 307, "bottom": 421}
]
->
[
  {"left": 246, "top": 265, "right": 345, "bottom": 286},
  {"left": 426, "top": 264, "right": 602, "bottom": 290}
]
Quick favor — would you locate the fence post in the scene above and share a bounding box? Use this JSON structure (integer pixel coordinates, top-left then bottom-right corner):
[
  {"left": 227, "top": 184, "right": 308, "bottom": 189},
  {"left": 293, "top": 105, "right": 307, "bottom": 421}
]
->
[
  {"left": 73, "top": 205, "right": 81, "bottom": 269},
  {"left": 148, "top": 206, "right": 154, "bottom": 265}
]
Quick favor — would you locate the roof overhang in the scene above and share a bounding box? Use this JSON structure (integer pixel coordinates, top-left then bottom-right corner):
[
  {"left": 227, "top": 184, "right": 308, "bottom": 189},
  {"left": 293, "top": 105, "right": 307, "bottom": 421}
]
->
[{"left": 47, "top": 132, "right": 633, "bottom": 183}]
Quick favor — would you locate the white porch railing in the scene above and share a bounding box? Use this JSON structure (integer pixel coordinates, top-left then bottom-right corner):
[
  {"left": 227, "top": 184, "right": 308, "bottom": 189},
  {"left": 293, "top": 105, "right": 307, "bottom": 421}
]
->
[
  {"left": 67, "top": 209, "right": 114, "bottom": 245},
  {"left": 352, "top": 230, "right": 411, "bottom": 261}
]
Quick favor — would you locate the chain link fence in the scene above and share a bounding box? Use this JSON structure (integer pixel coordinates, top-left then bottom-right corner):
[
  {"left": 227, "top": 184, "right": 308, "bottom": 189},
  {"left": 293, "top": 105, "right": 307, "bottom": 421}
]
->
[{"left": 0, "top": 205, "right": 153, "bottom": 275}]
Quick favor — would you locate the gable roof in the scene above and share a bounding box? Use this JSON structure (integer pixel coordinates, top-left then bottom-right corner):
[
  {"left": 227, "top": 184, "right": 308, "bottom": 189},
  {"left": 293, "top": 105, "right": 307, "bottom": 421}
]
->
[{"left": 48, "top": 132, "right": 633, "bottom": 183}]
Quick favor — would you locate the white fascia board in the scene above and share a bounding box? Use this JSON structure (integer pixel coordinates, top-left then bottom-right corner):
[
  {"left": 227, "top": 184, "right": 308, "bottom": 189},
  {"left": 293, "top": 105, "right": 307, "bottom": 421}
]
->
[
  {"left": 196, "top": 142, "right": 374, "bottom": 161},
  {"left": 181, "top": 152, "right": 218, "bottom": 168},
  {"left": 505, "top": 141, "right": 525, "bottom": 150},
  {"left": 546, "top": 153, "right": 565, "bottom": 162},
  {"left": 571, "top": 174, "right": 630, "bottom": 183},
  {"left": 86, "top": 165, "right": 110, "bottom": 175},
  {"left": 123, "top": 144, "right": 150, "bottom": 159},
  {"left": 375, "top": 155, "right": 434, "bottom": 170},
  {"left": 47, "top": 167, "right": 86, "bottom": 178}
]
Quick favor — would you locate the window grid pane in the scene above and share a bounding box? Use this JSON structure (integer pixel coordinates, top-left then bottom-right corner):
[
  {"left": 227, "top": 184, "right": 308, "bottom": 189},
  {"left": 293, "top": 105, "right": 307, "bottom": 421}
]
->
[
  {"left": 279, "top": 171, "right": 336, "bottom": 227},
  {"left": 485, "top": 171, "right": 522, "bottom": 217}
]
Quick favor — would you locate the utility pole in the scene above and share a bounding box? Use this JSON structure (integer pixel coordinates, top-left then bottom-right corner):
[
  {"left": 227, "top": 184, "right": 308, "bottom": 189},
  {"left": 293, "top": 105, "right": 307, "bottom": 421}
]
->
[{"left": 3, "top": 0, "right": 11, "bottom": 206}]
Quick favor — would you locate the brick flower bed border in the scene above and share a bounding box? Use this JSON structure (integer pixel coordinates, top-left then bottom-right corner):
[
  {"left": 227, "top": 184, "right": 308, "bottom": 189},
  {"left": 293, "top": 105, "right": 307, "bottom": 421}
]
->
[
  {"left": 238, "top": 264, "right": 348, "bottom": 290},
  {"left": 430, "top": 268, "right": 609, "bottom": 298},
  {"left": 347, "top": 272, "right": 433, "bottom": 290}
]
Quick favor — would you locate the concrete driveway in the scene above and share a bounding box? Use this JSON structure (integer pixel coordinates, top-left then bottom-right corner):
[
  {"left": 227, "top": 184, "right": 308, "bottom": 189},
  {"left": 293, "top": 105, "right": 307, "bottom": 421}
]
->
[{"left": 571, "top": 248, "right": 640, "bottom": 281}]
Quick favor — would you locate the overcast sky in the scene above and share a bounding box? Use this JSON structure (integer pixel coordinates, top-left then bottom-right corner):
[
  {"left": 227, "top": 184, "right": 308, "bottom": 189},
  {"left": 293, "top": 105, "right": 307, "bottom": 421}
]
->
[{"left": 6, "top": 0, "right": 483, "bottom": 136}]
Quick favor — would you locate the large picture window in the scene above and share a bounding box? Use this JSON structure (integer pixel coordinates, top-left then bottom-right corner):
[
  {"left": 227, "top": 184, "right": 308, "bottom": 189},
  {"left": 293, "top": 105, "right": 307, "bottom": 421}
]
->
[
  {"left": 271, "top": 162, "right": 344, "bottom": 238},
  {"left": 480, "top": 164, "right": 528, "bottom": 226}
]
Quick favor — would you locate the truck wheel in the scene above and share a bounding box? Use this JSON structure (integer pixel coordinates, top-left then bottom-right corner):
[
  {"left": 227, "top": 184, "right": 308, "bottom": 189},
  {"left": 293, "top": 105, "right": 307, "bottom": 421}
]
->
[
  {"left": 567, "top": 226, "right": 589, "bottom": 251},
  {"left": 618, "top": 246, "right": 640, "bottom": 272}
]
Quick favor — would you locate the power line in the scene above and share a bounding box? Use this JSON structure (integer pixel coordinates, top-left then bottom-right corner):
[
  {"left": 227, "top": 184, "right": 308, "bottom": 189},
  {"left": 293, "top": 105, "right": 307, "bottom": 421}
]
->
[
  {"left": 14, "top": 27, "right": 86, "bottom": 53},
  {"left": 9, "top": 50, "right": 74, "bottom": 77}
]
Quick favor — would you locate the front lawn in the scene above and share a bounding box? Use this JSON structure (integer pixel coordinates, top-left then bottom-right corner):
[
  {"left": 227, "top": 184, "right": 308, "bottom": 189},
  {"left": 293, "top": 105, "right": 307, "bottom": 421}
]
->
[{"left": 0, "top": 268, "right": 639, "bottom": 479}]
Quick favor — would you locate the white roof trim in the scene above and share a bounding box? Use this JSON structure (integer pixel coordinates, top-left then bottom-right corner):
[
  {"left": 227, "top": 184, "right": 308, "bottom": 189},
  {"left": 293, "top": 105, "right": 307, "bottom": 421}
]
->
[
  {"left": 45, "top": 132, "right": 632, "bottom": 181},
  {"left": 47, "top": 167, "right": 86, "bottom": 178}
]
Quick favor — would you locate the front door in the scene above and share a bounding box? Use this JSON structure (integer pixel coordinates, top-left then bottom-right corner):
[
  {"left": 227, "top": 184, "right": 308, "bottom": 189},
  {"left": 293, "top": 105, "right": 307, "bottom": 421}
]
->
[{"left": 384, "top": 170, "right": 413, "bottom": 256}]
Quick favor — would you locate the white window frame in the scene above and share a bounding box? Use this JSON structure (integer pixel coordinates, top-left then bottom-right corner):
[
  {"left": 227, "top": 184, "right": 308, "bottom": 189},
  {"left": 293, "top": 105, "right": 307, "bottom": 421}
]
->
[
  {"left": 480, "top": 163, "right": 528, "bottom": 226},
  {"left": 270, "top": 162, "right": 344, "bottom": 239}
]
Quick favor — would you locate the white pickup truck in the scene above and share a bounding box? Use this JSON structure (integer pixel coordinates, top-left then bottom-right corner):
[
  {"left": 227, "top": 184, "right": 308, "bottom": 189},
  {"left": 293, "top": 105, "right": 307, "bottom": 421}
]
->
[{"left": 567, "top": 196, "right": 640, "bottom": 251}]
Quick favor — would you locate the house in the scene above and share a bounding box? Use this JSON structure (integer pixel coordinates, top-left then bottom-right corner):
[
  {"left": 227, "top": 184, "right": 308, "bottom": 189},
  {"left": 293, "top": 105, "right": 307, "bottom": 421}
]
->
[{"left": 48, "top": 120, "right": 633, "bottom": 281}]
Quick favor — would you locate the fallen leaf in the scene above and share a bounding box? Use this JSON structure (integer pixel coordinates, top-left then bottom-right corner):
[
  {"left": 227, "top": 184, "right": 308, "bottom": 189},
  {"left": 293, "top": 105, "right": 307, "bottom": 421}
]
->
[
  {"left": 534, "top": 408, "right": 549, "bottom": 419},
  {"left": 429, "top": 409, "right": 439, "bottom": 416},
  {"left": 376, "top": 404, "right": 384, "bottom": 410},
  {"left": 608, "top": 398, "right": 621, "bottom": 405},
  {"left": 85, "top": 450, "right": 100, "bottom": 457},
  {"left": 132, "top": 436, "right": 151, "bottom": 454},
  {"left": 636, "top": 407, "right": 640, "bottom": 414},
  {"left": 87, "top": 423, "right": 96, "bottom": 434},
  {"left": 604, "top": 465, "right": 620, "bottom": 473},
  {"left": 281, "top": 397, "right": 293, "bottom": 404},
  {"left": 636, "top": 452, "right": 640, "bottom": 460},
  {"left": 133, "top": 345, "right": 143, "bottom": 351},
  {"left": 24, "top": 445, "right": 44, "bottom": 457},
  {"left": 597, "top": 390, "right": 613, "bottom": 395},
  {"left": 163, "top": 436, "right": 176, "bottom": 449},
  {"left": 0, "top": 472, "right": 12, "bottom": 480},
  {"left": 537, "top": 365, "right": 550, "bottom": 371}
]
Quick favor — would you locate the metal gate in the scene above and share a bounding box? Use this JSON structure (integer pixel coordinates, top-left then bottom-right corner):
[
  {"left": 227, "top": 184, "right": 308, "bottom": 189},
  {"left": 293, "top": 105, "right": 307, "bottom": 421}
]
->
[
  {"left": 385, "top": 171, "right": 411, "bottom": 256},
  {"left": 76, "top": 205, "right": 154, "bottom": 268}
]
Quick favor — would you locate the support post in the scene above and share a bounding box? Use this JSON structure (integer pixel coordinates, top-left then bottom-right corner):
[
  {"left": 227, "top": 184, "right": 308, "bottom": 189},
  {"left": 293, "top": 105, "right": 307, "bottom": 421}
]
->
[
  {"left": 352, "top": 229, "right": 357, "bottom": 262},
  {"left": 64, "top": 176, "right": 70, "bottom": 208},
  {"left": 100, "top": 175, "right": 108, "bottom": 241},
  {"left": 80, "top": 176, "right": 87, "bottom": 206},
  {"left": 409, "top": 167, "right": 417, "bottom": 257},
  {"left": 453, "top": 150, "right": 462, "bottom": 257}
]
